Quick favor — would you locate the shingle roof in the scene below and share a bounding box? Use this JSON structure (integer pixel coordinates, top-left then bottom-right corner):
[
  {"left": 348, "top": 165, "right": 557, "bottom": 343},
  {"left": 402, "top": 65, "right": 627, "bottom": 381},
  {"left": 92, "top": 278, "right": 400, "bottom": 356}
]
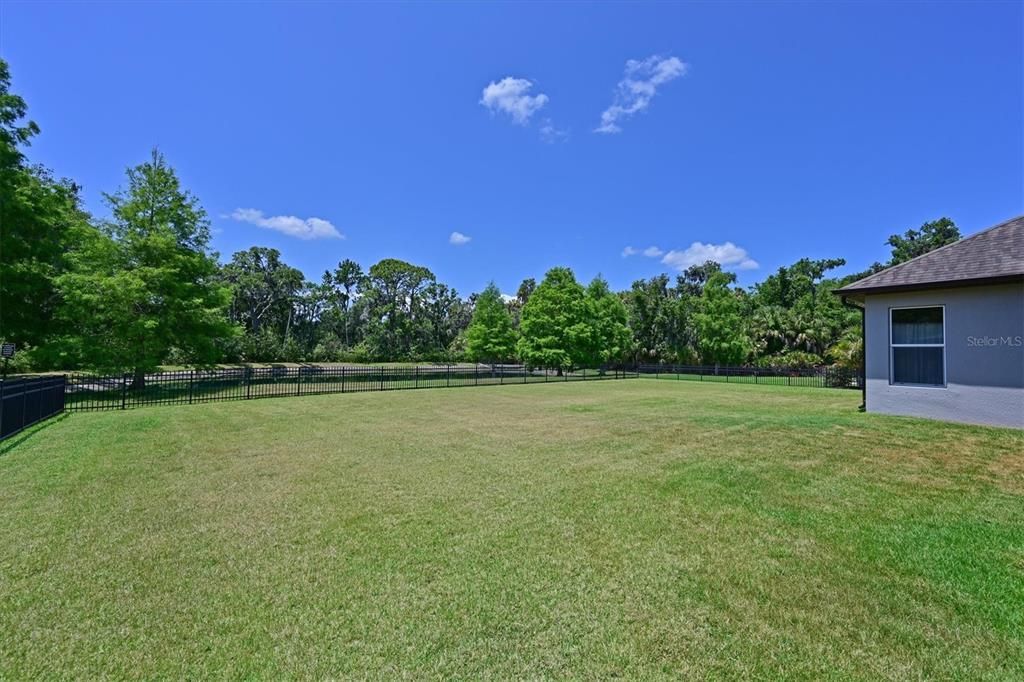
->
[{"left": 836, "top": 215, "right": 1024, "bottom": 295}]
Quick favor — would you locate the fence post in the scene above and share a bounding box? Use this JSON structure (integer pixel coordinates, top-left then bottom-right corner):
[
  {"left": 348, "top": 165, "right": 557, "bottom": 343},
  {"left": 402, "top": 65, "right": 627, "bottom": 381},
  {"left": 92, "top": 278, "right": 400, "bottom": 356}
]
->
[
  {"left": 474, "top": 364, "right": 478, "bottom": 386},
  {"left": 500, "top": 365, "right": 504, "bottom": 385},
  {"left": 21, "top": 379, "right": 27, "bottom": 432},
  {"left": 583, "top": 367, "right": 586, "bottom": 381},
  {"left": 754, "top": 370, "right": 758, "bottom": 385},
  {"left": 296, "top": 367, "right": 302, "bottom": 396},
  {"left": 121, "top": 373, "right": 128, "bottom": 410},
  {"left": 189, "top": 369, "right": 195, "bottom": 404},
  {"left": 447, "top": 364, "right": 451, "bottom": 388},
  {"left": 341, "top": 366, "right": 346, "bottom": 393},
  {"left": 380, "top": 366, "right": 385, "bottom": 391},
  {"left": 245, "top": 367, "right": 253, "bottom": 399},
  {"left": 523, "top": 365, "right": 527, "bottom": 384},
  {"left": 415, "top": 366, "right": 419, "bottom": 389}
]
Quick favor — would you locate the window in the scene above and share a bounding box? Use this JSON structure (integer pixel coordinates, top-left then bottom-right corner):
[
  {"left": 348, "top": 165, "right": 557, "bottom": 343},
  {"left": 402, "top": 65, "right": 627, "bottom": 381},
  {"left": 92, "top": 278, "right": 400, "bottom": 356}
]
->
[{"left": 890, "top": 306, "right": 945, "bottom": 387}]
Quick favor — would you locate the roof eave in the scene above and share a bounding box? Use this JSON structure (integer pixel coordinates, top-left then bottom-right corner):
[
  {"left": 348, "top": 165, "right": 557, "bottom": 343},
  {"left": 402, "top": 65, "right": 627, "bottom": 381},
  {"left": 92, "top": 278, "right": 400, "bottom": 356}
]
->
[{"left": 833, "top": 273, "right": 1024, "bottom": 297}]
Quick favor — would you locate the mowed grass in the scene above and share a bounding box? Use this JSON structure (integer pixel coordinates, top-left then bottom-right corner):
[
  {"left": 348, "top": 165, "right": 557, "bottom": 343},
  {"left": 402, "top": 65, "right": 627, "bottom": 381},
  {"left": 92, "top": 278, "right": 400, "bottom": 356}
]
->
[{"left": 1, "top": 381, "right": 1022, "bottom": 679}]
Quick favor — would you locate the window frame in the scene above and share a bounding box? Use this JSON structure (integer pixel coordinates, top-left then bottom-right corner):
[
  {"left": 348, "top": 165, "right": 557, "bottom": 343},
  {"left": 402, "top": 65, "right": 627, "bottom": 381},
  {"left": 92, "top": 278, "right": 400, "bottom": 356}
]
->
[{"left": 889, "top": 304, "right": 946, "bottom": 388}]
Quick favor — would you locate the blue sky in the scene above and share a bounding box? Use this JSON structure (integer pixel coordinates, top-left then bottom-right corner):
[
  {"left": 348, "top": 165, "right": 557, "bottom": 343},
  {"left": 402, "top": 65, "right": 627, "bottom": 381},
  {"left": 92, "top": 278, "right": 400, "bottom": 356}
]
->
[{"left": 2, "top": 1, "right": 1021, "bottom": 296}]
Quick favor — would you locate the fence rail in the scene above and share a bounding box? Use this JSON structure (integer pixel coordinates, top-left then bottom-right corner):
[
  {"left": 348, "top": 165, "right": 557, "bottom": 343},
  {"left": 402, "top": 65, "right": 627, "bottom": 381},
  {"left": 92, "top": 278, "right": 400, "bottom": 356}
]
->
[
  {"left": 0, "top": 375, "right": 66, "bottom": 440},
  {"left": 2, "top": 363, "right": 862, "bottom": 423},
  {"left": 637, "top": 363, "right": 862, "bottom": 389},
  {"left": 64, "top": 364, "right": 638, "bottom": 412}
]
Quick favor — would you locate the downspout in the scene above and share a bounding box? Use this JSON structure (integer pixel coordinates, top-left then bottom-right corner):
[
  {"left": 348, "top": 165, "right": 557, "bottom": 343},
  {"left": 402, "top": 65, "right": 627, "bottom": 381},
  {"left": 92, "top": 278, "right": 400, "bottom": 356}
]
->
[{"left": 841, "top": 296, "right": 866, "bottom": 411}]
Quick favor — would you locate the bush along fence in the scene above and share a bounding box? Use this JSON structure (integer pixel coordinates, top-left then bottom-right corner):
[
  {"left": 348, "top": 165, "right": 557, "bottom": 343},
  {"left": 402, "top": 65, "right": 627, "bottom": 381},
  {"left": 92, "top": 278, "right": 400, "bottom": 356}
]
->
[
  {"left": 64, "top": 364, "right": 639, "bottom": 412},
  {"left": 637, "top": 363, "right": 863, "bottom": 389},
  {"left": 0, "top": 375, "right": 66, "bottom": 441}
]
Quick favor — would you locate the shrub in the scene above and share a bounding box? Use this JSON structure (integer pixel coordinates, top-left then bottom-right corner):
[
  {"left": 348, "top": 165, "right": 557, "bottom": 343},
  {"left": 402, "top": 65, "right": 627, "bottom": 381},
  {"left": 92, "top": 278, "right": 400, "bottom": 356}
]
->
[
  {"left": 311, "top": 338, "right": 345, "bottom": 363},
  {"left": 753, "top": 351, "right": 823, "bottom": 369}
]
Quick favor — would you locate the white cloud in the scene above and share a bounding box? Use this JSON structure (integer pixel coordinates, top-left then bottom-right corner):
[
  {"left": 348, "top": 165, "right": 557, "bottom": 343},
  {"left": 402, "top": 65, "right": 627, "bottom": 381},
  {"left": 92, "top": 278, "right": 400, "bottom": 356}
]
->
[
  {"left": 229, "top": 208, "right": 342, "bottom": 240},
  {"left": 539, "top": 118, "right": 568, "bottom": 143},
  {"left": 595, "top": 55, "right": 687, "bottom": 134},
  {"left": 623, "top": 245, "right": 665, "bottom": 258},
  {"left": 449, "top": 231, "right": 472, "bottom": 245},
  {"left": 661, "top": 241, "right": 759, "bottom": 271},
  {"left": 500, "top": 293, "right": 516, "bottom": 304},
  {"left": 480, "top": 77, "right": 549, "bottom": 125}
]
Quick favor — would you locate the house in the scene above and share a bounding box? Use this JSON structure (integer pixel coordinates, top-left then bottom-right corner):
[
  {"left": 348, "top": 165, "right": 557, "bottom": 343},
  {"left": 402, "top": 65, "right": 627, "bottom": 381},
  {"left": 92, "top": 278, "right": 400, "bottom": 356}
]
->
[{"left": 835, "top": 216, "right": 1024, "bottom": 428}]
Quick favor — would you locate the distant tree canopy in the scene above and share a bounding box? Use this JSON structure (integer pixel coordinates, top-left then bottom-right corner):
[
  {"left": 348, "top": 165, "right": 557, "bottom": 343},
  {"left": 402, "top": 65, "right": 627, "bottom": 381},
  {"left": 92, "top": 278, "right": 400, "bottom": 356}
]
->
[
  {"left": 361, "top": 258, "right": 436, "bottom": 360},
  {"left": 887, "top": 217, "right": 960, "bottom": 265},
  {"left": 223, "top": 246, "right": 305, "bottom": 336},
  {"left": 849, "top": 217, "right": 962, "bottom": 281},
  {"left": 0, "top": 58, "right": 968, "bottom": 373}
]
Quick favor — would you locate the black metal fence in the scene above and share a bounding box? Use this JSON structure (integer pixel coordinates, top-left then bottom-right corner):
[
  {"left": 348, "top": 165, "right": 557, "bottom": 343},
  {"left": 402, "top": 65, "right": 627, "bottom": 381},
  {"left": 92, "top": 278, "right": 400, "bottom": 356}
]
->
[
  {"left": 3, "top": 362, "right": 861, "bottom": 421},
  {"left": 65, "top": 364, "right": 639, "bottom": 412},
  {"left": 0, "top": 375, "right": 66, "bottom": 441},
  {"left": 637, "top": 363, "right": 863, "bottom": 389}
]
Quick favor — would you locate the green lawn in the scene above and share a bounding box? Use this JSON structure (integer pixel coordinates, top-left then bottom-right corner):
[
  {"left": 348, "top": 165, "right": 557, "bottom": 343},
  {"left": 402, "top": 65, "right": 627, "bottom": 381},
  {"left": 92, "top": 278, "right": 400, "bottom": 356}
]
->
[{"left": 1, "top": 381, "right": 1022, "bottom": 679}]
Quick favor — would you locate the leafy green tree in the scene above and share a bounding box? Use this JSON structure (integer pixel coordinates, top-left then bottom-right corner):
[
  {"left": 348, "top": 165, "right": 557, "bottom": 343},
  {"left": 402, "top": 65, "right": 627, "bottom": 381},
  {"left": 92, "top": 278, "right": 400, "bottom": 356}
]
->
[
  {"left": 0, "top": 60, "right": 39, "bottom": 155},
  {"left": 847, "top": 218, "right": 963, "bottom": 282},
  {"left": 0, "top": 59, "right": 92, "bottom": 355},
  {"left": 677, "top": 260, "right": 730, "bottom": 297},
  {"left": 517, "top": 267, "right": 592, "bottom": 370},
  {"left": 583, "top": 276, "right": 632, "bottom": 366},
  {"left": 465, "top": 282, "right": 518, "bottom": 363},
  {"left": 361, "top": 258, "right": 435, "bottom": 359},
  {"left": 749, "top": 305, "right": 790, "bottom": 357},
  {"left": 624, "top": 273, "right": 702, "bottom": 364},
  {"left": 328, "top": 258, "right": 364, "bottom": 347},
  {"left": 886, "top": 217, "right": 960, "bottom": 264},
  {"left": 754, "top": 257, "right": 846, "bottom": 309},
  {"left": 827, "top": 329, "right": 863, "bottom": 374},
  {"left": 506, "top": 277, "right": 536, "bottom": 328},
  {"left": 222, "top": 246, "right": 305, "bottom": 335},
  {"left": 55, "top": 149, "right": 236, "bottom": 386},
  {"left": 750, "top": 257, "right": 853, "bottom": 363},
  {"left": 625, "top": 275, "right": 670, "bottom": 361},
  {"left": 290, "top": 277, "right": 333, "bottom": 356},
  {"left": 418, "top": 282, "right": 470, "bottom": 359},
  {"left": 694, "top": 271, "right": 749, "bottom": 367},
  {"left": 516, "top": 278, "right": 536, "bottom": 307}
]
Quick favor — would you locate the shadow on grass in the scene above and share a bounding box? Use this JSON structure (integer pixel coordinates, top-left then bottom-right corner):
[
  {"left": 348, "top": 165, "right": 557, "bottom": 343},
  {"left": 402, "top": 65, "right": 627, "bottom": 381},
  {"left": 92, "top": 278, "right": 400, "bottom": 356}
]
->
[{"left": 0, "top": 412, "right": 71, "bottom": 457}]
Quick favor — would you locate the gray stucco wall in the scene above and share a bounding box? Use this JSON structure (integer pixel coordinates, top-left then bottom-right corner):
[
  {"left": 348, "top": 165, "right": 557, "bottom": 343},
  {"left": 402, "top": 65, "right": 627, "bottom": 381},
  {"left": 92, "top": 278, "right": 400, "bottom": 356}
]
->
[{"left": 863, "top": 282, "right": 1024, "bottom": 428}]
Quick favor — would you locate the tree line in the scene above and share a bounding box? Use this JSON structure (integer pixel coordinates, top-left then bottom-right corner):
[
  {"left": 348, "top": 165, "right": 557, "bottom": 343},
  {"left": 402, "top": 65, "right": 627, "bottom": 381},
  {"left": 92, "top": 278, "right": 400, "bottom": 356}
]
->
[{"left": 1, "top": 60, "right": 962, "bottom": 382}]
